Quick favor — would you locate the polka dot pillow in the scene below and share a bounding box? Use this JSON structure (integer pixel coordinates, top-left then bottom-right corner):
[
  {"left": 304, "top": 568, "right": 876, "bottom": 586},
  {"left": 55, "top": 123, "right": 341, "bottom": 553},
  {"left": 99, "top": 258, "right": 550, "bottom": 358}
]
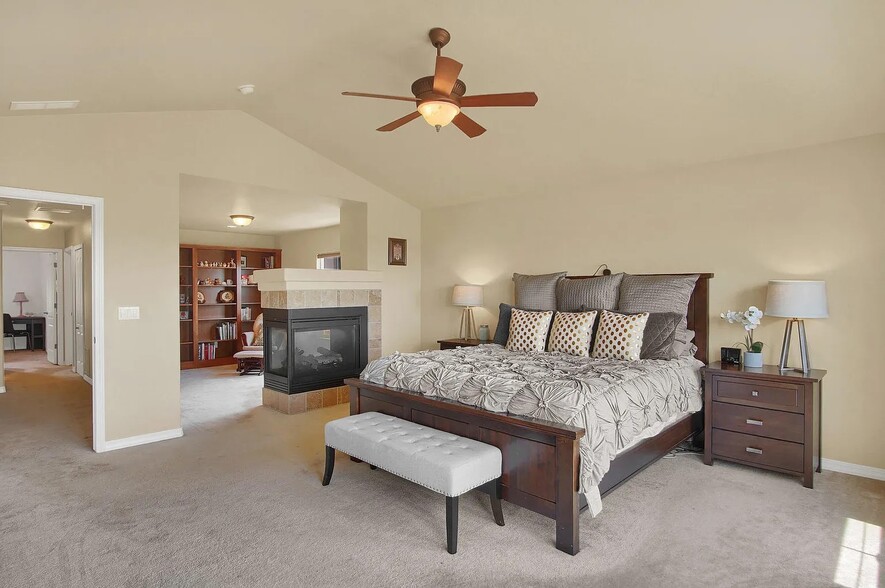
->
[
  {"left": 591, "top": 310, "right": 650, "bottom": 361},
  {"left": 547, "top": 311, "right": 598, "bottom": 357},
  {"left": 506, "top": 309, "right": 554, "bottom": 353}
]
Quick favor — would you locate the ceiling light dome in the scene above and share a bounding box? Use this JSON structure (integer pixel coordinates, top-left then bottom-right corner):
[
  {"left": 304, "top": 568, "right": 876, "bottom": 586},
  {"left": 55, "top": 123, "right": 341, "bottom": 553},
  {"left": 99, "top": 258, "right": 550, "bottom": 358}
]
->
[
  {"left": 26, "top": 218, "right": 53, "bottom": 230},
  {"left": 418, "top": 100, "right": 460, "bottom": 130},
  {"left": 229, "top": 214, "right": 254, "bottom": 227}
]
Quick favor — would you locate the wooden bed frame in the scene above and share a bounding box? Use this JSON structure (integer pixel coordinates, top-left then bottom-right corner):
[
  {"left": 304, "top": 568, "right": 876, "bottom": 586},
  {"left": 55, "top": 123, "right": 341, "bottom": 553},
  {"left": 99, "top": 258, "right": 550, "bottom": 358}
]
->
[{"left": 344, "top": 273, "right": 712, "bottom": 555}]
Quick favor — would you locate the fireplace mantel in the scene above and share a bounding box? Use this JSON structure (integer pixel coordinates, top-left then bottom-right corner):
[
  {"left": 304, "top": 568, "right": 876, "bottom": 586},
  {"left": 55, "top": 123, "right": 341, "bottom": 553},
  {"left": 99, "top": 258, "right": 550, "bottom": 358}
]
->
[{"left": 253, "top": 268, "right": 382, "bottom": 291}]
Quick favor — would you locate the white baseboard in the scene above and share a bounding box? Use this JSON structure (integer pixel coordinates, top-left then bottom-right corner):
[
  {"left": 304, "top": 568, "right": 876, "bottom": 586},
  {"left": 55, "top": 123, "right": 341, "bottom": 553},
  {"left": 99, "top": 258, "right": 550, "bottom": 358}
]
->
[
  {"left": 100, "top": 428, "right": 183, "bottom": 452},
  {"left": 0, "top": 386, "right": 5, "bottom": 394},
  {"left": 821, "top": 458, "right": 885, "bottom": 482},
  {"left": 83, "top": 374, "right": 93, "bottom": 385}
]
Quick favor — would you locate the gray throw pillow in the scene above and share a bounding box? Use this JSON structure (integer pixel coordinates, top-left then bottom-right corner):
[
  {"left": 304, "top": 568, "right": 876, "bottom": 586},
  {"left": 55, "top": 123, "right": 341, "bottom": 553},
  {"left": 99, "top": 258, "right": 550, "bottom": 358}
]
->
[
  {"left": 640, "top": 312, "right": 682, "bottom": 360},
  {"left": 493, "top": 303, "right": 514, "bottom": 345},
  {"left": 617, "top": 274, "right": 699, "bottom": 346},
  {"left": 513, "top": 272, "right": 567, "bottom": 311},
  {"left": 556, "top": 273, "right": 624, "bottom": 311}
]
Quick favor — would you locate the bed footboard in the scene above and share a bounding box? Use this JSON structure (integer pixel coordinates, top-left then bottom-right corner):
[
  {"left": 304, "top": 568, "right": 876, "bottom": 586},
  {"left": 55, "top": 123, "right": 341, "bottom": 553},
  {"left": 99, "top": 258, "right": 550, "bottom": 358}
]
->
[{"left": 345, "top": 378, "right": 586, "bottom": 555}]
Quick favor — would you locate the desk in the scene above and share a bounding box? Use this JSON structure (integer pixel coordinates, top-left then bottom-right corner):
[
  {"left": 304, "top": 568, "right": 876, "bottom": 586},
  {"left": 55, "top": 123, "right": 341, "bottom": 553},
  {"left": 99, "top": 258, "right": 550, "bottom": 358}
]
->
[{"left": 12, "top": 316, "right": 46, "bottom": 351}]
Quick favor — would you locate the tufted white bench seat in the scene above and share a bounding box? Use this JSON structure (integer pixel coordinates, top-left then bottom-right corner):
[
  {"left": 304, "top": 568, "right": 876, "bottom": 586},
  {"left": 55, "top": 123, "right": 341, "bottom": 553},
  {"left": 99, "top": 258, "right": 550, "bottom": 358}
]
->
[{"left": 322, "top": 411, "right": 504, "bottom": 554}]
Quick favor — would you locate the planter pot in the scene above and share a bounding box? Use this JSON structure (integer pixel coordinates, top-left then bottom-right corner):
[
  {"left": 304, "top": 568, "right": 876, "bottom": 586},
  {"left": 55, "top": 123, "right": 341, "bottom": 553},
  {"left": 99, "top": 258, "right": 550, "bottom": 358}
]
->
[{"left": 743, "top": 351, "right": 763, "bottom": 368}]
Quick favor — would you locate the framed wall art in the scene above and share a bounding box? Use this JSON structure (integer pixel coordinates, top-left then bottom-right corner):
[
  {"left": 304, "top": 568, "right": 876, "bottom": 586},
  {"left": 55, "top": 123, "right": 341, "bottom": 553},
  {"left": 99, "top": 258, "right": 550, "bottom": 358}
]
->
[{"left": 388, "top": 238, "right": 407, "bottom": 266}]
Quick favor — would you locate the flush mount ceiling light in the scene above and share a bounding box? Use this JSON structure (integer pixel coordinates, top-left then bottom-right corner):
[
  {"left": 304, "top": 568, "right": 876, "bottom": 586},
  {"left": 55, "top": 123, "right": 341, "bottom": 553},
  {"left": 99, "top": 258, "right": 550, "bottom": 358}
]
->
[
  {"left": 229, "top": 214, "right": 254, "bottom": 227},
  {"left": 26, "top": 218, "right": 53, "bottom": 230},
  {"left": 10, "top": 100, "right": 80, "bottom": 111},
  {"left": 237, "top": 84, "right": 255, "bottom": 95}
]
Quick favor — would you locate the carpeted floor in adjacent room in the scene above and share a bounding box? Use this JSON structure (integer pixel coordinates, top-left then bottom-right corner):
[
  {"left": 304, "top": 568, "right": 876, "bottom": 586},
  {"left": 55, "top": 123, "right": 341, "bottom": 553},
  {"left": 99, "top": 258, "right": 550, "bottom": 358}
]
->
[{"left": 0, "top": 357, "right": 882, "bottom": 587}]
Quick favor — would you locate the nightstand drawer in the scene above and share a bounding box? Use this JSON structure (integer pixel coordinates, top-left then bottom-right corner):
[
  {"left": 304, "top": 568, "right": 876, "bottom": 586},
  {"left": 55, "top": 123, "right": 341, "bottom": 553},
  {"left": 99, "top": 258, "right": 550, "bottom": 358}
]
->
[
  {"left": 712, "top": 429, "right": 803, "bottom": 473},
  {"left": 713, "top": 376, "right": 804, "bottom": 413},
  {"left": 711, "top": 402, "right": 804, "bottom": 443}
]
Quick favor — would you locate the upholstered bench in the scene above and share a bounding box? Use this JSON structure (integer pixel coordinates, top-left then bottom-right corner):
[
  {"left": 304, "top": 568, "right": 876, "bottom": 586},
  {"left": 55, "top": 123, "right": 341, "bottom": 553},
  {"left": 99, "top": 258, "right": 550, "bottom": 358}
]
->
[{"left": 322, "top": 412, "right": 504, "bottom": 554}]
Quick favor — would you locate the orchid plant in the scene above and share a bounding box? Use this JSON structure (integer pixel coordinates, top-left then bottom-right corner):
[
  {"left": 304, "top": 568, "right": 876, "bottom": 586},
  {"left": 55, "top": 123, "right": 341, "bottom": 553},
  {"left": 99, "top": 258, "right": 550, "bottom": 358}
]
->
[{"left": 720, "top": 306, "right": 764, "bottom": 353}]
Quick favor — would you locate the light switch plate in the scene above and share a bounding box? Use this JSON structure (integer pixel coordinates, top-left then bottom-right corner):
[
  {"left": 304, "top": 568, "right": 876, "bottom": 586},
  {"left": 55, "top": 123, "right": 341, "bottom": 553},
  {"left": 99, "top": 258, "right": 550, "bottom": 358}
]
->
[{"left": 118, "top": 306, "right": 140, "bottom": 320}]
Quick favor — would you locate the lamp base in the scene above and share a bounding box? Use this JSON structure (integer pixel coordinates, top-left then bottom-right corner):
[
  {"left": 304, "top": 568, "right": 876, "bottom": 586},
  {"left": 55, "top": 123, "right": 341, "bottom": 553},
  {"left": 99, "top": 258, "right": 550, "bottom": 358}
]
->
[
  {"left": 458, "top": 307, "right": 477, "bottom": 340},
  {"left": 778, "top": 319, "right": 811, "bottom": 374}
]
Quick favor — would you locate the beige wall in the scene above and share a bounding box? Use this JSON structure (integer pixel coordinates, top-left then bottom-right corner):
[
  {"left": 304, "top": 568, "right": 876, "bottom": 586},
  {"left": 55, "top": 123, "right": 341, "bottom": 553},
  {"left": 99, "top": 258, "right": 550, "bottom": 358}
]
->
[
  {"left": 179, "top": 228, "right": 277, "bottom": 249},
  {"left": 340, "top": 200, "right": 368, "bottom": 270},
  {"left": 0, "top": 110, "right": 422, "bottom": 443},
  {"left": 65, "top": 217, "right": 93, "bottom": 378},
  {"left": 276, "top": 225, "right": 340, "bottom": 269},
  {"left": 421, "top": 133, "right": 885, "bottom": 470}
]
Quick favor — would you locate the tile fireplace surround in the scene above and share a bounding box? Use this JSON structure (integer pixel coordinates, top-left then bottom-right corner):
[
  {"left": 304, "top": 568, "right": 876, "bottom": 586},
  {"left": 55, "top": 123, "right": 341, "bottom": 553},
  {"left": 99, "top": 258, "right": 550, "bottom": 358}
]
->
[{"left": 253, "top": 268, "right": 382, "bottom": 415}]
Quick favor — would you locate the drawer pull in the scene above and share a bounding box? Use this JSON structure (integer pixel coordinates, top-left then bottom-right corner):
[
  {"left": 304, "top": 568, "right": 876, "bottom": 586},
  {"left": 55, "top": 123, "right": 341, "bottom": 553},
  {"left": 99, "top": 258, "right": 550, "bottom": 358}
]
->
[
  {"left": 751, "top": 390, "right": 759, "bottom": 397},
  {"left": 746, "top": 419, "right": 764, "bottom": 426},
  {"left": 745, "top": 447, "right": 763, "bottom": 455}
]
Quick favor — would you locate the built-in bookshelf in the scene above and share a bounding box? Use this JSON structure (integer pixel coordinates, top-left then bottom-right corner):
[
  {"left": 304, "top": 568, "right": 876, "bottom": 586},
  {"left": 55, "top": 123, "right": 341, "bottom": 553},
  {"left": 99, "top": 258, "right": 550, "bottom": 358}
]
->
[{"left": 180, "top": 244, "right": 281, "bottom": 369}]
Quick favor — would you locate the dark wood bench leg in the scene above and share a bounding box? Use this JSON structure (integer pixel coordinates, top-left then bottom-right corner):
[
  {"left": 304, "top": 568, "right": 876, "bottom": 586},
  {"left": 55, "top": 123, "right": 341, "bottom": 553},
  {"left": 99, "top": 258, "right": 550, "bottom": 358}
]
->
[
  {"left": 446, "top": 495, "right": 459, "bottom": 554},
  {"left": 321, "top": 446, "right": 335, "bottom": 486},
  {"left": 490, "top": 478, "right": 505, "bottom": 526}
]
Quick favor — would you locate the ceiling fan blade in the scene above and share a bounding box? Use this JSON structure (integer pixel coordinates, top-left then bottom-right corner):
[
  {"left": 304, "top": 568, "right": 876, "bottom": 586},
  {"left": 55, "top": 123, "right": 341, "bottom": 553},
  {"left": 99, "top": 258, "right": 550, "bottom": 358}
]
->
[
  {"left": 460, "top": 92, "right": 539, "bottom": 107},
  {"left": 451, "top": 112, "right": 486, "bottom": 138},
  {"left": 377, "top": 111, "right": 421, "bottom": 132},
  {"left": 432, "top": 56, "right": 463, "bottom": 96},
  {"left": 342, "top": 92, "right": 418, "bottom": 103}
]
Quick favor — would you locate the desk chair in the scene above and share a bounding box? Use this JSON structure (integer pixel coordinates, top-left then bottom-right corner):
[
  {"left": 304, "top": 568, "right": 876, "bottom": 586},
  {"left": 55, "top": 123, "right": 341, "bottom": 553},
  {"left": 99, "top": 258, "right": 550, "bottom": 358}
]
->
[{"left": 3, "top": 313, "right": 31, "bottom": 351}]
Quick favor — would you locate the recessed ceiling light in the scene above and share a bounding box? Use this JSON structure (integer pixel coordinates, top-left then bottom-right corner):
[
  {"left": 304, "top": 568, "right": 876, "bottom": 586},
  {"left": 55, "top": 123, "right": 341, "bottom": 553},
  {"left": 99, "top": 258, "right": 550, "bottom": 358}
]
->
[
  {"left": 26, "top": 218, "right": 53, "bottom": 230},
  {"left": 10, "top": 100, "right": 80, "bottom": 111},
  {"left": 229, "top": 214, "right": 254, "bottom": 227},
  {"left": 237, "top": 84, "right": 255, "bottom": 95}
]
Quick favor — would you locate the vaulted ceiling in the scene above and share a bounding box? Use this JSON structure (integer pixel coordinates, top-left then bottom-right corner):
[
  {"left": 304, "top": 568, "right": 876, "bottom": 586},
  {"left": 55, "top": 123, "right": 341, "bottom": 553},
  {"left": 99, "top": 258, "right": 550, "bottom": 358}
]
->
[{"left": 3, "top": 1, "right": 883, "bottom": 209}]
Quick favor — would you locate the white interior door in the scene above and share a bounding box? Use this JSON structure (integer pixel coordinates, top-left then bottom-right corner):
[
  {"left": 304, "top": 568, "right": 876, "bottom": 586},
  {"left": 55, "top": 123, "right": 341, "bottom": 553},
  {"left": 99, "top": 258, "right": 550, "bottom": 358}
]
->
[
  {"left": 63, "top": 247, "right": 74, "bottom": 366},
  {"left": 44, "top": 252, "right": 60, "bottom": 364},
  {"left": 73, "top": 245, "right": 85, "bottom": 377}
]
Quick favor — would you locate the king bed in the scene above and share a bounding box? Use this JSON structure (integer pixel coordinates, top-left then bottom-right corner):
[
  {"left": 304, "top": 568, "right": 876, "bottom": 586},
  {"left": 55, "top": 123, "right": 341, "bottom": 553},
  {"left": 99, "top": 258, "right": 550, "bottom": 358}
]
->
[{"left": 344, "top": 272, "right": 712, "bottom": 555}]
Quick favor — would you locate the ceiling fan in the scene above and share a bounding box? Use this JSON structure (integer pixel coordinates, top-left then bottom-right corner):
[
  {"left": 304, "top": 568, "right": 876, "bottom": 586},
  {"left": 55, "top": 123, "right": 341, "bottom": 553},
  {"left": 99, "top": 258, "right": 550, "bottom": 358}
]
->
[{"left": 342, "top": 27, "right": 538, "bottom": 138}]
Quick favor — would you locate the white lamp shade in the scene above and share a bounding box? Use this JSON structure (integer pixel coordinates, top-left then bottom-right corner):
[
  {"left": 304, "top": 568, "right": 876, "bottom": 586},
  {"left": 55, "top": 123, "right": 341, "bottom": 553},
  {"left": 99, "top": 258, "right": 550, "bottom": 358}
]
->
[
  {"left": 765, "top": 280, "right": 829, "bottom": 319},
  {"left": 12, "top": 291, "right": 28, "bottom": 303},
  {"left": 452, "top": 284, "right": 483, "bottom": 307}
]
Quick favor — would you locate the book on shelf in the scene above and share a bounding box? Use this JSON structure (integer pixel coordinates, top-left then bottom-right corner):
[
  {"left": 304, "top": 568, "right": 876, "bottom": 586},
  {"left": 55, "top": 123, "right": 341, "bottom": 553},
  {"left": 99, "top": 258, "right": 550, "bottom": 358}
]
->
[
  {"left": 240, "top": 306, "right": 253, "bottom": 321},
  {"left": 215, "top": 321, "right": 236, "bottom": 341},
  {"left": 197, "top": 342, "right": 218, "bottom": 361}
]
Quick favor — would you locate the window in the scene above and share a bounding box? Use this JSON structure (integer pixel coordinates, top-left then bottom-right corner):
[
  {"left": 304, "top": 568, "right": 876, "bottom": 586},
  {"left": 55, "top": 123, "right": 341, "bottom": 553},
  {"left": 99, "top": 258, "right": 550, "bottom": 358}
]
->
[{"left": 316, "top": 252, "right": 341, "bottom": 270}]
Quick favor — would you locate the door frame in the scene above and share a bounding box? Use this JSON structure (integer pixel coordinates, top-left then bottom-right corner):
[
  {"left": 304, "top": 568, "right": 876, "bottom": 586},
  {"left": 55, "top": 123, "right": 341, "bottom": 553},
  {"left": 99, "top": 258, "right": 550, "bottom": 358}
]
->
[
  {"left": 63, "top": 246, "right": 74, "bottom": 366},
  {"left": 1, "top": 246, "right": 64, "bottom": 363},
  {"left": 71, "top": 244, "right": 85, "bottom": 378},
  {"left": 0, "top": 185, "right": 106, "bottom": 452}
]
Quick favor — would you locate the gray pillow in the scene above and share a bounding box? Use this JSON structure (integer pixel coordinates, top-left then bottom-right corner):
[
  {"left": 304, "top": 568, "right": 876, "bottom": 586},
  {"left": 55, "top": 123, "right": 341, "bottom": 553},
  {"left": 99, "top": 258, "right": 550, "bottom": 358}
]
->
[
  {"left": 556, "top": 273, "right": 624, "bottom": 311},
  {"left": 513, "top": 272, "right": 567, "bottom": 311},
  {"left": 640, "top": 312, "right": 682, "bottom": 360},
  {"left": 493, "top": 303, "right": 514, "bottom": 345},
  {"left": 617, "top": 274, "right": 699, "bottom": 346}
]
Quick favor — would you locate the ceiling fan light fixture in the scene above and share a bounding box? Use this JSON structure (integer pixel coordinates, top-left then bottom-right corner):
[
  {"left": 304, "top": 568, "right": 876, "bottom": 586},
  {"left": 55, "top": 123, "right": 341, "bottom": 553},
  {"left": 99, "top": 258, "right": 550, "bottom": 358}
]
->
[
  {"left": 229, "top": 214, "right": 254, "bottom": 227},
  {"left": 418, "top": 100, "right": 460, "bottom": 129},
  {"left": 26, "top": 218, "right": 53, "bottom": 230}
]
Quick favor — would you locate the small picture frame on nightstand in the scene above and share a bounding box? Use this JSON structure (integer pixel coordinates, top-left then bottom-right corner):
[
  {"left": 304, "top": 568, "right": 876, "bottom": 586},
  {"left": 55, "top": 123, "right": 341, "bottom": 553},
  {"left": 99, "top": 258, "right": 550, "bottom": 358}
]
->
[{"left": 721, "top": 347, "right": 741, "bottom": 365}]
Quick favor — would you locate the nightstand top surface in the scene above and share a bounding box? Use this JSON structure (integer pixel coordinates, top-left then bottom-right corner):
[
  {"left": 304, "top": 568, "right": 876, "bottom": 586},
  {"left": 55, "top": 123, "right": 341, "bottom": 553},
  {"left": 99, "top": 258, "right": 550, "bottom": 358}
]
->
[
  {"left": 703, "top": 361, "right": 826, "bottom": 382},
  {"left": 437, "top": 338, "right": 485, "bottom": 346}
]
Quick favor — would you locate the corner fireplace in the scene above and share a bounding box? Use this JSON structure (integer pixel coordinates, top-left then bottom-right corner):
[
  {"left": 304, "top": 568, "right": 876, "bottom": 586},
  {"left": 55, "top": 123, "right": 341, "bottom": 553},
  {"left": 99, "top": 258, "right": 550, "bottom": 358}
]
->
[{"left": 263, "top": 306, "right": 368, "bottom": 394}]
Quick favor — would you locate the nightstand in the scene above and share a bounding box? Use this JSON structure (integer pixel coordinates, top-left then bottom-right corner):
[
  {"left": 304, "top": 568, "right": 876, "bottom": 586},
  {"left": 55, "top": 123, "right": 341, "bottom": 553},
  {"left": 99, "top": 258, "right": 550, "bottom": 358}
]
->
[
  {"left": 438, "top": 338, "right": 483, "bottom": 350},
  {"left": 702, "top": 362, "right": 826, "bottom": 488}
]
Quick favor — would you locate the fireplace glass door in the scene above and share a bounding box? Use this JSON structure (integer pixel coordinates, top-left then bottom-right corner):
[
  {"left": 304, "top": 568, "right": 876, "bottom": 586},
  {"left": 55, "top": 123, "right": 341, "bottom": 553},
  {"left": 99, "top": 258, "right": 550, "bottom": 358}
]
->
[{"left": 293, "top": 321, "right": 359, "bottom": 379}]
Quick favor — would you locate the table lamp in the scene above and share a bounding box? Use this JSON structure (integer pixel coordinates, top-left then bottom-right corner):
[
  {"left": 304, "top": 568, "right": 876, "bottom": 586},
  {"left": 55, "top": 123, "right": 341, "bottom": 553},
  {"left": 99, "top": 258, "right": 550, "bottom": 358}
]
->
[
  {"left": 452, "top": 285, "right": 483, "bottom": 340},
  {"left": 765, "top": 280, "right": 828, "bottom": 373},
  {"left": 13, "top": 292, "right": 28, "bottom": 316}
]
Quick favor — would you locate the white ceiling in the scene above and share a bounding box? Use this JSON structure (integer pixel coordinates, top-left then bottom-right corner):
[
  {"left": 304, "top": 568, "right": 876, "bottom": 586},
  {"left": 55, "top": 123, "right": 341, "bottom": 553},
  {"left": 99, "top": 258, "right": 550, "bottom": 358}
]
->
[
  {"left": 179, "top": 174, "right": 340, "bottom": 235},
  {"left": 3, "top": 1, "right": 884, "bottom": 209},
  {"left": 0, "top": 198, "right": 91, "bottom": 230}
]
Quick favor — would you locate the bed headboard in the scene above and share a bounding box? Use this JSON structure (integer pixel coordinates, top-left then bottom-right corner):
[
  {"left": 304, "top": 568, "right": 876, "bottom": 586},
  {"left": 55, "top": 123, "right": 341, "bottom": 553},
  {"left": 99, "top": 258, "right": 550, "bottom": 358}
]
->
[{"left": 564, "top": 273, "right": 714, "bottom": 365}]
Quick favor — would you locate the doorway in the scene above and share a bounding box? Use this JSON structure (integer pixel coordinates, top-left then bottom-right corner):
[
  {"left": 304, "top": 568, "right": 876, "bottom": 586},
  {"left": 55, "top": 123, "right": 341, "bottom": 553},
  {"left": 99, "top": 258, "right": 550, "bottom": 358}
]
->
[{"left": 0, "top": 185, "right": 105, "bottom": 451}]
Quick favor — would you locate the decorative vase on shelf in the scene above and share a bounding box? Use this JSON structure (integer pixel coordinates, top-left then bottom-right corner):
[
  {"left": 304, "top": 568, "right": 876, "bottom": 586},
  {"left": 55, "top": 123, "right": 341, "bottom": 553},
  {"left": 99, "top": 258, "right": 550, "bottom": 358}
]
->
[
  {"left": 743, "top": 352, "right": 763, "bottom": 368},
  {"left": 478, "top": 325, "right": 490, "bottom": 342}
]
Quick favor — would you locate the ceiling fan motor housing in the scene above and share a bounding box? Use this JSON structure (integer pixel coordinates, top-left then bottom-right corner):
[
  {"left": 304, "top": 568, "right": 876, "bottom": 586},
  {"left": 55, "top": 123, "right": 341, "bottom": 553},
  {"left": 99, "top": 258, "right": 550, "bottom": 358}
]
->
[{"left": 411, "top": 76, "right": 466, "bottom": 105}]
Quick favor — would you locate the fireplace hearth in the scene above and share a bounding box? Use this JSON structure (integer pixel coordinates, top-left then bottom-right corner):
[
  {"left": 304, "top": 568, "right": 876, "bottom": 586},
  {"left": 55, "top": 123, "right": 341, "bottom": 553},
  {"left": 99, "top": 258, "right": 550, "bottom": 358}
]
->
[{"left": 263, "top": 307, "right": 368, "bottom": 394}]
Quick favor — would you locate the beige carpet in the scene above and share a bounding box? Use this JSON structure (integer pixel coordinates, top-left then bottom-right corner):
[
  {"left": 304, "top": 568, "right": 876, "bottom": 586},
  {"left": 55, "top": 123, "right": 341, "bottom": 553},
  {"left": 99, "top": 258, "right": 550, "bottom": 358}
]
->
[{"left": 1, "top": 360, "right": 882, "bottom": 587}]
